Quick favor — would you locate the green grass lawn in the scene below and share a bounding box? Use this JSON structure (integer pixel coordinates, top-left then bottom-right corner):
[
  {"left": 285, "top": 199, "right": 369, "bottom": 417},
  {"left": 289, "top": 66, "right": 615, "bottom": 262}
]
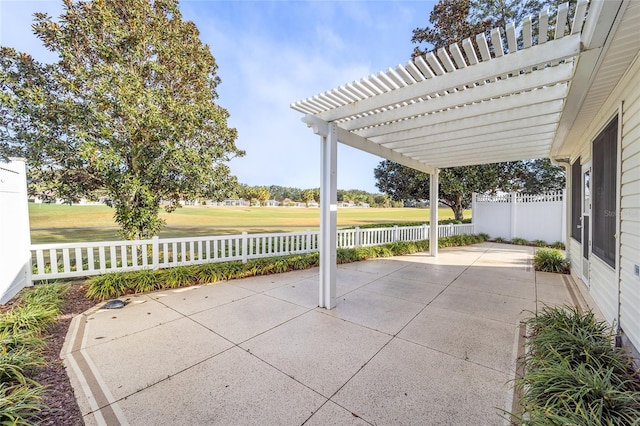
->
[{"left": 29, "top": 203, "right": 471, "bottom": 243}]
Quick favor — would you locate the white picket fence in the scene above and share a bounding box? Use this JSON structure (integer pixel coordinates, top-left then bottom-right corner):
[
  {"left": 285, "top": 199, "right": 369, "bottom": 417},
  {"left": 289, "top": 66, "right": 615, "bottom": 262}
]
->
[{"left": 30, "top": 223, "right": 475, "bottom": 281}]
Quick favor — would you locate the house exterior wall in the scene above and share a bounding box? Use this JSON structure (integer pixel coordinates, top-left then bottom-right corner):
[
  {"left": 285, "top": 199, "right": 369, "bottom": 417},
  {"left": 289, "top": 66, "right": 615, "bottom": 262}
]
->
[
  {"left": 568, "top": 52, "right": 640, "bottom": 353},
  {"left": 619, "top": 54, "right": 640, "bottom": 351}
]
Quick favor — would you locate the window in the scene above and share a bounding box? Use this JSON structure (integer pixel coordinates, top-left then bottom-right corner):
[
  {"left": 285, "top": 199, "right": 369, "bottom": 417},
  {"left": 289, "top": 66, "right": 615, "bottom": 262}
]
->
[
  {"left": 570, "top": 159, "right": 582, "bottom": 242},
  {"left": 592, "top": 116, "right": 618, "bottom": 268}
]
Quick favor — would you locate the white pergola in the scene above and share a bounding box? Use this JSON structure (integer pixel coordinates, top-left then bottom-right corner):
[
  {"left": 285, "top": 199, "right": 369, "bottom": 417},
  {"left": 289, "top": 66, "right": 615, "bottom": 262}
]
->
[{"left": 291, "top": 0, "right": 616, "bottom": 309}]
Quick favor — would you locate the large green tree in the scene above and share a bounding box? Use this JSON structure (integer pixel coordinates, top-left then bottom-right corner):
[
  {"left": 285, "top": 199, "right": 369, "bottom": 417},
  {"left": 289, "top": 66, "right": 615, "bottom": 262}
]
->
[
  {"left": 0, "top": 0, "right": 243, "bottom": 239},
  {"left": 375, "top": 159, "right": 565, "bottom": 219},
  {"left": 375, "top": 160, "right": 525, "bottom": 220}
]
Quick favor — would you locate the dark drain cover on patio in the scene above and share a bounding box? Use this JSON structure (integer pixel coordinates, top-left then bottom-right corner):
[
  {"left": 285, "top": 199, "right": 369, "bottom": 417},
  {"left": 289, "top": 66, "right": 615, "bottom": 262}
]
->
[{"left": 103, "top": 299, "right": 126, "bottom": 309}]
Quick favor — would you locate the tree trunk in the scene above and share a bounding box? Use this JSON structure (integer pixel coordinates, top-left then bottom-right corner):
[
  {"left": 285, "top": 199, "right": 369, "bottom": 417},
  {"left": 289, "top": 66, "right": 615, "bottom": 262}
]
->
[{"left": 453, "top": 194, "right": 464, "bottom": 221}]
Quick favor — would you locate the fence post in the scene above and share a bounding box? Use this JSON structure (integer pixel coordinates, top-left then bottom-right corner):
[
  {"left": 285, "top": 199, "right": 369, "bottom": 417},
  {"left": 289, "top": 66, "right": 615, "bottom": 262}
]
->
[
  {"left": 305, "top": 229, "right": 311, "bottom": 253},
  {"left": 471, "top": 193, "right": 477, "bottom": 234},
  {"left": 242, "top": 232, "right": 248, "bottom": 263},
  {"left": 423, "top": 224, "right": 428, "bottom": 240},
  {"left": 393, "top": 225, "right": 399, "bottom": 242},
  {"left": 353, "top": 226, "right": 360, "bottom": 247},
  {"left": 152, "top": 236, "right": 159, "bottom": 270},
  {"left": 510, "top": 192, "right": 517, "bottom": 240}
]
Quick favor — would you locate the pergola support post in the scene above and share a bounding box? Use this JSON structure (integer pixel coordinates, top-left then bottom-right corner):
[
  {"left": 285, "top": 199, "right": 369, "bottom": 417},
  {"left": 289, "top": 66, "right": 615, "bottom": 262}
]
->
[
  {"left": 430, "top": 169, "right": 439, "bottom": 257},
  {"left": 319, "top": 122, "right": 337, "bottom": 309}
]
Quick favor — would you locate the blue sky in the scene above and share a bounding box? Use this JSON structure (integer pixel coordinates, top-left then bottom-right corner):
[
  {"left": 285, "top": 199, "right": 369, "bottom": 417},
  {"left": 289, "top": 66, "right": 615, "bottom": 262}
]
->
[{"left": 0, "top": 0, "right": 436, "bottom": 193}]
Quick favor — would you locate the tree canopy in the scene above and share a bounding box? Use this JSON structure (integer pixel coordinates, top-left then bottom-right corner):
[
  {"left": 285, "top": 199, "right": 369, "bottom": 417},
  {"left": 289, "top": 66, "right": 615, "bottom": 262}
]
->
[{"left": 0, "top": 0, "right": 243, "bottom": 239}]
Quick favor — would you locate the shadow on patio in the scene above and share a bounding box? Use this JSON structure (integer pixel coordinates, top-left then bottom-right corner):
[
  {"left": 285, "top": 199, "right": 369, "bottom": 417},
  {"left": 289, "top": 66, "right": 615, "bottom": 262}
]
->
[{"left": 63, "top": 242, "right": 593, "bottom": 425}]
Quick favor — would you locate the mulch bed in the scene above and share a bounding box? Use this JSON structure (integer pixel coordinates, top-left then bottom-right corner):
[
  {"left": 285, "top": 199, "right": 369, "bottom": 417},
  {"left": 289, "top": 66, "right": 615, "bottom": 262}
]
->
[{"left": 32, "top": 282, "right": 96, "bottom": 426}]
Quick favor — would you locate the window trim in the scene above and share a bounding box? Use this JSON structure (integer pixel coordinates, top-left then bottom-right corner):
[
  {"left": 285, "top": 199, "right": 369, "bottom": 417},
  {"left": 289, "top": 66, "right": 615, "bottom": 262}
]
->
[{"left": 570, "top": 158, "right": 582, "bottom": 242}]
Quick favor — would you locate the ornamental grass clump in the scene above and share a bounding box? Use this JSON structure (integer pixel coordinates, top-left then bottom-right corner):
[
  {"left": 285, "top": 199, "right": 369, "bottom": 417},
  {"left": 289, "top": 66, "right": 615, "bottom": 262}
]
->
[
  {"left": 513, "top": 305, "right": 640, "bottom": 425},
  {"left": 0, "top": 283, "right": 68, "bottom": 425},
  {"left": 534, "top": 247, "right": 569, "bottom": 273}
]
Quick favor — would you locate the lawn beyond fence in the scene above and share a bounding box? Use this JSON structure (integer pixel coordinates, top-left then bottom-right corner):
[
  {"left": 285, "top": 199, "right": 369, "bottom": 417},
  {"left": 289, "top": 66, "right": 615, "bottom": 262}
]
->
[
  {"left": 29, "top": 204, "right": 471, "bottom": 243},
  {"left": 30, "top": 223, "right": 475, "bottom": 281}
]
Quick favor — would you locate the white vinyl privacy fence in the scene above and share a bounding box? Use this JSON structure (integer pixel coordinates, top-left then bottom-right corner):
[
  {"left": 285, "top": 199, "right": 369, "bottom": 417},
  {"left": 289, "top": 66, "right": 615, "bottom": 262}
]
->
[
  {"left": 0, "top": 160, "right": 32, "bottom": 303},
  {"left": 30, "top": 223, "right": 475, "bottom": 281},
  {"left": 472, "top": 191, "right": 566, "bottom": 244}
]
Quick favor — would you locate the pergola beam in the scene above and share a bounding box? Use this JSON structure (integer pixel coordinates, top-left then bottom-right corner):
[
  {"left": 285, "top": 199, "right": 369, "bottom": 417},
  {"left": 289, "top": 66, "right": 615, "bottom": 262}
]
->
[{"left": 333, "top": 125, "right": 435, "bottom": 174}]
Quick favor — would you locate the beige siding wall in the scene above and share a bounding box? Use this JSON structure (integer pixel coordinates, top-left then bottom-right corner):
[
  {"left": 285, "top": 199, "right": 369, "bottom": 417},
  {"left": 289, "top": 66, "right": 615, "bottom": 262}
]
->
[
  {"left": 569, "top": 238, "right": 582, "bottom": 276},
  {"left": 589, "top": 256, "right": 618, "bottom": 323},
  {"left": 619, "top": 54, "right": 640, "bottom": 351},
  {"left": 567, "top": 53, "right": 640, "bottom": 352}
]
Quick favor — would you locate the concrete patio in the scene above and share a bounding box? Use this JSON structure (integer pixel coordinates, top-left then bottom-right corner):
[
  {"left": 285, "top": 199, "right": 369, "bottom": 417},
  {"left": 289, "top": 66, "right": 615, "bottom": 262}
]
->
[{"left": 62, "top": 243, "right": 597, "bottom": 425}]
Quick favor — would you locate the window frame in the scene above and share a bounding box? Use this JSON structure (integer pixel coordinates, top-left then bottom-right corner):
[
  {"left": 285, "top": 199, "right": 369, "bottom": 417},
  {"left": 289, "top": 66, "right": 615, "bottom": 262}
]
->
[{"left": 591, "top": 116, "right": 618, "bottom": 269}]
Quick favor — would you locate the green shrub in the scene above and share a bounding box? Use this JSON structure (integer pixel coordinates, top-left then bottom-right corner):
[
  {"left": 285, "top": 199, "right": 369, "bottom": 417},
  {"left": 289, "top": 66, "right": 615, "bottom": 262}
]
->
[
  {"left": 533, "top": 239, "right": 547, "bottom": 247},
  {"left": 0, "top": 283, "right": 67, "bottom": 424},
  {"left": 129, "top": 269, "right": 162, "bottom": 293},
  {"left": 478, "top": 233, "right": 490, "bottom": 240},
  {"left": 19, "top": 283, "right": 67, "bottom": 310},
  {"left": 0, "top": 383, "right": 43, "bottom": 426},
  {"left": 86, "top": 272, "right": 128, "bottom": 301},
  {"left": 534, "top": 248, "right": 569, "bottom": 273},
  {"left": 163, "top": 266, "right": 196, "bottom": 288},
  {"left": 551, "top": 241, "right": 566, "bottom": 250},
  {"left": 0, "top": 344, "right": 43, "bottom": 385},
  {"left": 0, "top": 305, "right": 59, "bottom": 336},
  {"left": 337, "top": 248, "right": 359, "bottom": 264},
  {"left": 513, "top": 306, "right": 640, "bottom": 425},
  {"left": 196, "top": 263, "right": 220, "bottom": 284},
  {"left": 511, "top": 237, "right": 529, "bottom": 245},
  {"left": 495, "top": 237, "right": 505, "bottom": 242}
]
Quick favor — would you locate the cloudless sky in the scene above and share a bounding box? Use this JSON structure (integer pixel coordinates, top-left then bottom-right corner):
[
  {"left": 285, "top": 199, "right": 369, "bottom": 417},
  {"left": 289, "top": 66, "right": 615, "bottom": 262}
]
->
[{"left": 0, "top": 0, "right": 437, "bottom": 193}]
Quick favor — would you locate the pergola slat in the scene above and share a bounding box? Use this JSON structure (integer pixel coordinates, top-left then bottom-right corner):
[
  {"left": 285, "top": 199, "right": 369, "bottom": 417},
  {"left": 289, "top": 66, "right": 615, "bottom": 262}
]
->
[
  {"left": 437, "top": 47, "right": 456, "bottom": 72},
  {"left": 425, "top": 52, "right": 445, "bottom": 75},
  {"left": 396, "top": 65, "right": 416, "bottom": 85},
  {"left": 415, "top": 55, "right": 435, "bottom": 78},
  {"left": 572, "top": 0, "right": 588, "bottom": 34},
  {"left": 450, "top": 43, "right": 467, "bottom": 69},
  {"left": 506, "top": 22, "right": 517, "bottom": 53},
  {"left": 405, "top": 61, "right": 425, "bottom": 82},
  {"left": 377, "top": 71, "right": 398, "bottom": 90},
  {"left": 523, "top": 16, "right": 532, "bottom": 48},
  {"left": 462, "top": 38, "right": 478, "bottom": 65},
  {"left": 476, "top": 33, "right": 492, "bottom": 61},
  {"left": 539, "top": 8, "right": 549, "bottom": 43},
  {"left": 491, "top": 28, "right": 504, "bottom": 57},
  {"left": 555, "top": 2, "right": 569, "bottom": 40}
]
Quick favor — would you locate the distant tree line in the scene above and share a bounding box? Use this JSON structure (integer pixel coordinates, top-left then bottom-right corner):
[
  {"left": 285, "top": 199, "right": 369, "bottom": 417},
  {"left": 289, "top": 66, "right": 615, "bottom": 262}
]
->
[{"left": 233, "top": 185, "right": 399, "bottom": 208}]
